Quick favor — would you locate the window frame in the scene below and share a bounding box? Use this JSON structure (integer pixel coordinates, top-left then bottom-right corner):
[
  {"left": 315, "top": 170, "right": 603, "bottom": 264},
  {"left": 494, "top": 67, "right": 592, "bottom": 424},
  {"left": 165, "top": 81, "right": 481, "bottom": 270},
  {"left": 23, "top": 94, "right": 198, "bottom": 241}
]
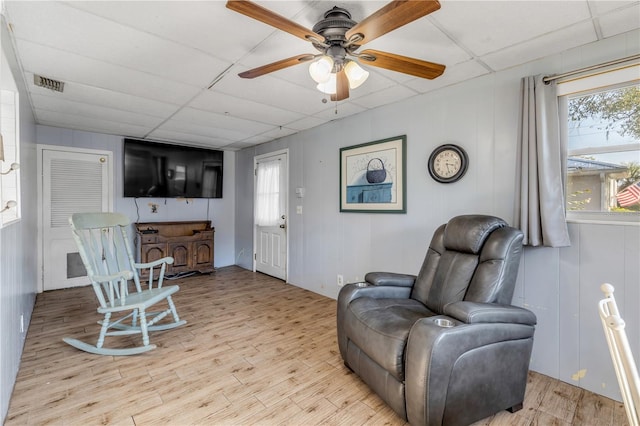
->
[
  {"left": 558, "top": 65, "right": 640, "bottom": 225},
  {"left": 0, "top": 50, "right": 21, "bottom": 229}
]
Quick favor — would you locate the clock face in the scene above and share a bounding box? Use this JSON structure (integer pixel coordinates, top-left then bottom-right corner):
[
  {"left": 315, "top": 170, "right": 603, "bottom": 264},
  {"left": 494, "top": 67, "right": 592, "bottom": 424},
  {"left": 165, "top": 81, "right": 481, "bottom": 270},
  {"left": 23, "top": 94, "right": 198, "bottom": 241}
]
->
[
  {"left": 428, "top": 144, "right": 468, "bottom": 183},
  {"left": 433, "top": 150, "right": 462, "bottom": 179}
]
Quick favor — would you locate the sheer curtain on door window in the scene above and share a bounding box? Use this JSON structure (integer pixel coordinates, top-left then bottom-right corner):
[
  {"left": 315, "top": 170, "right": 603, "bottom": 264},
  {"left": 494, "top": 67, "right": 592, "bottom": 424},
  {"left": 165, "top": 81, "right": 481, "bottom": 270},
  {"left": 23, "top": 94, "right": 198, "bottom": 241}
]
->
[{"left": 255, "top": 159, "right": 281, "bottom": 226}]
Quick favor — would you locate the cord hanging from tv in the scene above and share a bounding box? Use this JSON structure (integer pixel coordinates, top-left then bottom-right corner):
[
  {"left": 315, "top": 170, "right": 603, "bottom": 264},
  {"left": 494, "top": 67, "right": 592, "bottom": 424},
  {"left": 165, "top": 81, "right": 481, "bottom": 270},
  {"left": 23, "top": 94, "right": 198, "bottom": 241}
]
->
[{"left": 123, "top": 138, "right": 223, "bottom": 198}]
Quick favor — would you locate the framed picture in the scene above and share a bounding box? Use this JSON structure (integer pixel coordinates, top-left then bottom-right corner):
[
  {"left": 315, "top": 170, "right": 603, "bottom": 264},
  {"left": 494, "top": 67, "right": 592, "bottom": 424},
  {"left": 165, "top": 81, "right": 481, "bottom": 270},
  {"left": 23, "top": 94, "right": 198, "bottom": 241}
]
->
[{"left": 340, "top": 135, "right": 406, "bottom": 213}]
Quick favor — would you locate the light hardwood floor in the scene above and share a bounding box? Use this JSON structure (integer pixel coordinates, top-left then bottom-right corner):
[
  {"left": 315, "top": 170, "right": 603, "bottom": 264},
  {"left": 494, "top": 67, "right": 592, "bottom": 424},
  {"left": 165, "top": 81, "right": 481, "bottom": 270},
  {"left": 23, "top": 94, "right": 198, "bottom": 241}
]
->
[{"left": 6, "top": 266, "right": 627, "bottom": 425}]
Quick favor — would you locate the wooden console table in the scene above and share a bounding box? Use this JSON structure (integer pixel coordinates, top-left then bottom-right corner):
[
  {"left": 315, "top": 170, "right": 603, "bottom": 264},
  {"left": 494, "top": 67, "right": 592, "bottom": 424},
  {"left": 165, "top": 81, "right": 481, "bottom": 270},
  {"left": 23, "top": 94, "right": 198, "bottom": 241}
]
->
[{"left": 134, "top": 220, "right": 214, "bottom": 277}]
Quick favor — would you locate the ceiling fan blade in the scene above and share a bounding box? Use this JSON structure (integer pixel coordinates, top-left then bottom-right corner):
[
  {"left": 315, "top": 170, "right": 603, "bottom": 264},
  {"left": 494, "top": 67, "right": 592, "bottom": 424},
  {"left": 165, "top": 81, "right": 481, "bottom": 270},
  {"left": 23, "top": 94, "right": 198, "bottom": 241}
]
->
[
  {"left": 346, "top": 0, "right": 441, "bottom": 45},
  {"left": 238, "top": 54, "right": 315, "bottom": 79},
  {"left": 331, "top": 71, "right": 350, "bottom": 101},
  {"left": 359, "top": 49, "right": 445, "bottom": 79},
  {"left": 226, "top": 0, "right": 323, "bottom": 43}
]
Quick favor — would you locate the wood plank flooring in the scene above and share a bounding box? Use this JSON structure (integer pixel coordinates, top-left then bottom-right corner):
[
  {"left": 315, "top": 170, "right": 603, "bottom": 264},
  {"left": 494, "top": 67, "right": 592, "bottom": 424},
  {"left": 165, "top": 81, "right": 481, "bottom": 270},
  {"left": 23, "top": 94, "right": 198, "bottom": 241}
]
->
[{"left": 6, "top": 266, "right": 627, "bottom": 425}]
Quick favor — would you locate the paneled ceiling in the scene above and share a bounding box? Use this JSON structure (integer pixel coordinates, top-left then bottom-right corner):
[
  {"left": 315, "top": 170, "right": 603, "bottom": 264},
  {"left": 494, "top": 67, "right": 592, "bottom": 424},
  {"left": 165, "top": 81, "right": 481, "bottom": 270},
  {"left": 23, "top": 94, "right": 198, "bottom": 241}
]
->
[{"left": 3, "top": 1, "right": 639, "bottom": 150}]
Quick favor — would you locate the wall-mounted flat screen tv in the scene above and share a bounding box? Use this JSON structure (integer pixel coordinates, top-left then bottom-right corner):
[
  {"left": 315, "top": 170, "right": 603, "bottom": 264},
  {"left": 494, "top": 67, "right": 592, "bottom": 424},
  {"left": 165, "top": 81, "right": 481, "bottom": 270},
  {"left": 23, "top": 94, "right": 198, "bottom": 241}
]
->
[{"left": 123, "top": 138, "right": 223, "bottom": 198}]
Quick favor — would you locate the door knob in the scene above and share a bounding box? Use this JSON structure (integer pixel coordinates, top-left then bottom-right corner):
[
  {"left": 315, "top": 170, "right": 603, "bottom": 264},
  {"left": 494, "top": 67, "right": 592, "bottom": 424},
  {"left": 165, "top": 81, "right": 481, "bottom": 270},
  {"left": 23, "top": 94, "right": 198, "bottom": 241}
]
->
[{"left": 279, "top": 224, "right": 286, "bottom": 229}]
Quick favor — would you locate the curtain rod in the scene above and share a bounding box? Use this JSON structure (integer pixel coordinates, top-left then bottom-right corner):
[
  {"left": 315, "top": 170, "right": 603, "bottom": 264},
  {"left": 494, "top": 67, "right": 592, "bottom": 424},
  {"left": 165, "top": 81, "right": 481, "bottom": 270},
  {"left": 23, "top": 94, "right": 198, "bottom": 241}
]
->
[{"left": 543, "top": 54, "right": 640, "bottom": 83}]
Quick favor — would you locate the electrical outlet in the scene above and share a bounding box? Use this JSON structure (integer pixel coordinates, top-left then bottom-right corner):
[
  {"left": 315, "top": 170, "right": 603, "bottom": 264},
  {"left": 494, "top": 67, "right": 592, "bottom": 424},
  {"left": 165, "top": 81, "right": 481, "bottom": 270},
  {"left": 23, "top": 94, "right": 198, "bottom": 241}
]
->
[
  {"left": 337, "top": 274, "right": 344, "bottom": 287},
  {"left": 20, "top": 314, "right": 24, "bottom": 333}
]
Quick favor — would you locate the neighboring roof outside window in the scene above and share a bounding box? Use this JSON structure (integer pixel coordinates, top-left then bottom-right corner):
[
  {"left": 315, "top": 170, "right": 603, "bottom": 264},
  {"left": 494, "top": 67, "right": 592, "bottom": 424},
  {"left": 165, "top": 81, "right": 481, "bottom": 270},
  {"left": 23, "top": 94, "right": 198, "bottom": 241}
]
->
[{"left": 567, "top": 157, "right": 628, "bottom": 174}]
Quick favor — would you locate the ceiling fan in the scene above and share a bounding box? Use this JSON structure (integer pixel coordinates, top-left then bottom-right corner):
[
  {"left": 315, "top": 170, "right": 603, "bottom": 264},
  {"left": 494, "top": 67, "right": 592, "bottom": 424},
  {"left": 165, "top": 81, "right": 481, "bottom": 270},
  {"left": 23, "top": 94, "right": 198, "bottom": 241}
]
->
[{"left": 226, "top": 0, "right": 446, "bottom": 101}]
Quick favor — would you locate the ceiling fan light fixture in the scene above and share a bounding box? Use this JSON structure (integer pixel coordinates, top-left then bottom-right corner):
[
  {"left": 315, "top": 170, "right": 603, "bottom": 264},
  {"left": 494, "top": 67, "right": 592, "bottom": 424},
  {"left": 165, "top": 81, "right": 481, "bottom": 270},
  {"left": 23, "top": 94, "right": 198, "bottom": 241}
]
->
[
  {"left": 316, "top": 73, "right": 337, "bottom": 95},
  {"left": 228, "top": 1, "right": 446, "bottom": 101},
  {"left": 309, "top": 55, "right": 334, "bottom": 83},
  {"left": 344, "top": 61, "right": 369, "bottom": 89}
]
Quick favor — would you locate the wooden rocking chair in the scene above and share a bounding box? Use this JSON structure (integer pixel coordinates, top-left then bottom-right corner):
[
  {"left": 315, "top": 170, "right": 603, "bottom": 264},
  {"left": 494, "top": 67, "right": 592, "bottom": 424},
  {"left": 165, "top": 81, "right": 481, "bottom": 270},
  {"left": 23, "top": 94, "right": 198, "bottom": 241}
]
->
[
  {"left": 599, "top": 283, "right": 640, "bottom": 426},
  {"left": 65, "top": 212, "right": 186, "bottom": 355}
]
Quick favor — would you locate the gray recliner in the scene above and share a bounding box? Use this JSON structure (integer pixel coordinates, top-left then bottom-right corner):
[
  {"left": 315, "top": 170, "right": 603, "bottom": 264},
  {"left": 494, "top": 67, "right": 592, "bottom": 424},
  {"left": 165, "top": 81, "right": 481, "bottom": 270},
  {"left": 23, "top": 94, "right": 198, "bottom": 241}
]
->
[{"left": 337, "top": 215, "right": 537, "bottom": 426}]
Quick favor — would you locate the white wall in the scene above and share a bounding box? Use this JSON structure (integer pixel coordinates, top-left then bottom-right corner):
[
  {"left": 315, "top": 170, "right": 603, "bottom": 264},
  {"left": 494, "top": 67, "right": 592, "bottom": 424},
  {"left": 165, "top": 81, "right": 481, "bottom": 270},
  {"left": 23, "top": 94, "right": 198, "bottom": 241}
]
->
[
  {"left": 35, "top": 126, "right": 237, "bottom": 268},
  {"left": 0, "top": 17, "right": 37, "bottom": 424},
  {"left": 235, "top": 29, "right": 640, "bottom": 401}
]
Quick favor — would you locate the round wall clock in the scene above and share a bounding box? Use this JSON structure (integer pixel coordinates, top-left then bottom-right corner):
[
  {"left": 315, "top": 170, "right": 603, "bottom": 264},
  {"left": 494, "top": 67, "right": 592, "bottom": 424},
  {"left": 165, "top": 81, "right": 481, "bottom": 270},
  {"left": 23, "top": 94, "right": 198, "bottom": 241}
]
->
[{"left": 428, "top": 144, "right": 469, "bottom": 183}]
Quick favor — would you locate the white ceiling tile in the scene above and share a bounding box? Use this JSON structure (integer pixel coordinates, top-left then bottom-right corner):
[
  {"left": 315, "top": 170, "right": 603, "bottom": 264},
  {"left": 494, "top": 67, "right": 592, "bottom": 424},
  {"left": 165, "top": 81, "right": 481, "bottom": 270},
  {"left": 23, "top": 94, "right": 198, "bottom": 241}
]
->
[
  {"left": 63, "top": 1, "right": 276, "bottom": 63},
  {"left": 25, "top": 72, "right": 179, "bottom": 118},
  {"left": 214, "top": 69, "right": 331, "bottom": 116},
  {"left": 190, "top": 91, "right": 306, "bottom": 126},
  {"left": 145, "top": 129, "right": 234, "bottom": 149},
  {"left": 16, "top": 39, "right": 202, "bottom": 105},
  {"left": 431, "top": 1, "right": 592, "bottom": 56},
  {"left": 7, "top": 1, "right": 232, "bottom": 87},
  {"left": 253, "top": 126, "right": 299, "bottom": 141},
  {"left": 242, "top": 1, "right": 320, "bottom": 25},
  {"left": 588, "top": 1, "right": 639, "bottom": 16},
  {"left": 172, "top": 107, "right": 274, "bottom": 135},
  {"left": 312, "top": 101, "right": 367, "bottom": 121},
  {"left": 284, "top": 116, "right": 330, "bottom": 132},
  {"left": 598, "top": 3, "right": 640, "bottom": 37},
  {"left": 30, "top": 93, "right": 165, "bottom": 128},
  {"left": 158, "top": 108, "right": 280, "bottom": 143},
  {"left": 350, "top": 85, "right": 418, "bottom": 110},
  {"left": 223, "top": 141, "right": 263, "bottom": 150},
  {"left": 235, "top": 134, "right": 276, "bottom": 146},
  {"left": 35, "top": 109, "right": 153, "bottom": 137},
  {"left": 480, "top": 21, "right": 598, "bottom": 71},
  {"left": 403, "top": 60, "right": 490, "bottom": 93}
]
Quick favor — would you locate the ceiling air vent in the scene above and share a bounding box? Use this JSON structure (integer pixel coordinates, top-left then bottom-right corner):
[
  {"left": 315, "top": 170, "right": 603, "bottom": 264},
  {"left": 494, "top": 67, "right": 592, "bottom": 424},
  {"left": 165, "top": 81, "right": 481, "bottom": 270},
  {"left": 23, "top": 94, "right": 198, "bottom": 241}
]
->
[{"left": 34, "top": 74, "right": 64, "bottom": 93}]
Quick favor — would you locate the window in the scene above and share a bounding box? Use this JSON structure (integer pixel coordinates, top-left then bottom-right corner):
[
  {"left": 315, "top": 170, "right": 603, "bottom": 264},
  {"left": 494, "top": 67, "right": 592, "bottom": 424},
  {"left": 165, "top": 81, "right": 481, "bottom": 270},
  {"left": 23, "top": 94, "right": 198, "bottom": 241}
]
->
[
  {"left": 559, "top": 66, "right": 640, "bottom": 221},
  {"left": 0, "top": 49, "right": 21, "bottom": 228},
  {"left": 255, "top": 159, "right": 281, "bottom": 227}
]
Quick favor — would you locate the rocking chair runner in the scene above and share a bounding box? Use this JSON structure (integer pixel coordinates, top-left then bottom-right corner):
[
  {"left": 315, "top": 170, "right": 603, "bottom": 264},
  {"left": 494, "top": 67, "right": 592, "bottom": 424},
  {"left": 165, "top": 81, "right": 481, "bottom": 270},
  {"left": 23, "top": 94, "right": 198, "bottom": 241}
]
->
[
  {"left": 599, "top": 283, "right": 640, "bottom": 426},
  {"left": 65, "top": 212, "right": 186, "bottom": 355}
]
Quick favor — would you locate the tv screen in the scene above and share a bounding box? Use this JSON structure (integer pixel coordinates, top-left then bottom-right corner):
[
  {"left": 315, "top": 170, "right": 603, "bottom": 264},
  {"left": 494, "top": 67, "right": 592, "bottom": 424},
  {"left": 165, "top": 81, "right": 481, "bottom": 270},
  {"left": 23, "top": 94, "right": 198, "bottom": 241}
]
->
[{"left": 123, "top": 138, "right": 223, "bottom": 198}]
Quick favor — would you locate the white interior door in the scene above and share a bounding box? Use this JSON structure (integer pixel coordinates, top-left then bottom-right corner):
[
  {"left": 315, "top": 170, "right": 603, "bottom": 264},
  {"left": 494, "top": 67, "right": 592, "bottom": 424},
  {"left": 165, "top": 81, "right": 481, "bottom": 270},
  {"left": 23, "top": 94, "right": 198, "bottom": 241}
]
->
[
  {"left": 40, "top": 147, "right": 112, "bottom": 291},
  {"left": 254, "top": 151, "right": 287, "bottom": 280}
]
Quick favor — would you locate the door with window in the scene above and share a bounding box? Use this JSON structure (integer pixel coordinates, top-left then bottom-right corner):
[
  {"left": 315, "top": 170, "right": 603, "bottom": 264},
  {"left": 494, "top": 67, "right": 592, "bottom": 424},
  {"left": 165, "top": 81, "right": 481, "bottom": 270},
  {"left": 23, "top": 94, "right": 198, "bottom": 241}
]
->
[
  {"left": 40, "top": 146, "right": 112, "bottom": 291},
  {"left": 254, "top": 151, "right": 287, "bottom": 280}
]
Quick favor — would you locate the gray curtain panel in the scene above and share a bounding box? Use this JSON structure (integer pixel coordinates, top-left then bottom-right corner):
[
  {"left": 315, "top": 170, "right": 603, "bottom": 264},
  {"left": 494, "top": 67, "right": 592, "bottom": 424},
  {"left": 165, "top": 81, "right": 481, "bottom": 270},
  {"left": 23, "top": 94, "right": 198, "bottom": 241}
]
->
[{"left": 514, "top": 75, "right": 570, "bottom": 247}]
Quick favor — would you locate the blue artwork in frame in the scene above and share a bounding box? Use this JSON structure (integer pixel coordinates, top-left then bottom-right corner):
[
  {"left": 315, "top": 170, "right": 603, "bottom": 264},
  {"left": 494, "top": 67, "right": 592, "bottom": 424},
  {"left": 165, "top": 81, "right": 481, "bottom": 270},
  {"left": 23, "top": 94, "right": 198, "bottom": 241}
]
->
[{"left": 339, "top": 135, "right": 407, "bottom": 213}]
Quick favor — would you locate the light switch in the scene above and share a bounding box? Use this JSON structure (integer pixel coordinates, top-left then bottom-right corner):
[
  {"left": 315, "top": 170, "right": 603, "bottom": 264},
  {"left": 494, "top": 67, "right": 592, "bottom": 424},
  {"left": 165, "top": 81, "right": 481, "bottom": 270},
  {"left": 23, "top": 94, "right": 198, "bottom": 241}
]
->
[{"left": 296, "top": 205, "right": 303, "bottom": 214}]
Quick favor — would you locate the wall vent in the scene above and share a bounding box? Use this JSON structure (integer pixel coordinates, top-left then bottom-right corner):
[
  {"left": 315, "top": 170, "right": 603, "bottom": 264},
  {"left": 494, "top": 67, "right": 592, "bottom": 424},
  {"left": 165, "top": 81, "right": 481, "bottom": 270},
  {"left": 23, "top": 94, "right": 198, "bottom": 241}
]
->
[{"left": 34, "top": 74, "right": 65, "bottom": 92}]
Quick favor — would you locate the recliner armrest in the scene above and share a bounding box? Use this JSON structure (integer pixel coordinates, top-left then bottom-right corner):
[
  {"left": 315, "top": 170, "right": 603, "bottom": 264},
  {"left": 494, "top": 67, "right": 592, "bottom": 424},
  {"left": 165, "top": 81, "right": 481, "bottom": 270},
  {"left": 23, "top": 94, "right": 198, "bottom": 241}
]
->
[
  {"left": 444, "top": 301, "right": 537, "bottom": 325},
  {"left": 336, "top": 281, "right": 412, "bottom": 361},
  {"left": 365, "top": 272, "right": 416, "bottom": 287},
  {"left": 339, "top": 283, "right": 412, "bottom": 303}
]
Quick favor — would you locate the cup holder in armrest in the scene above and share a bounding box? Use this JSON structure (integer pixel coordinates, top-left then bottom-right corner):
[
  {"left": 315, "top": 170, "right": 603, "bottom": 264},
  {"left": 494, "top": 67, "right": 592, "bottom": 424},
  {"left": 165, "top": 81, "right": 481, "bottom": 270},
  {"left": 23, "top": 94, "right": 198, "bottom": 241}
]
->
[
  {"left": 433, "top": 318, "right": 455, "bottom": 328},
  {"left": 354, "top": 282, "right": 369, "bottom": 288}
]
